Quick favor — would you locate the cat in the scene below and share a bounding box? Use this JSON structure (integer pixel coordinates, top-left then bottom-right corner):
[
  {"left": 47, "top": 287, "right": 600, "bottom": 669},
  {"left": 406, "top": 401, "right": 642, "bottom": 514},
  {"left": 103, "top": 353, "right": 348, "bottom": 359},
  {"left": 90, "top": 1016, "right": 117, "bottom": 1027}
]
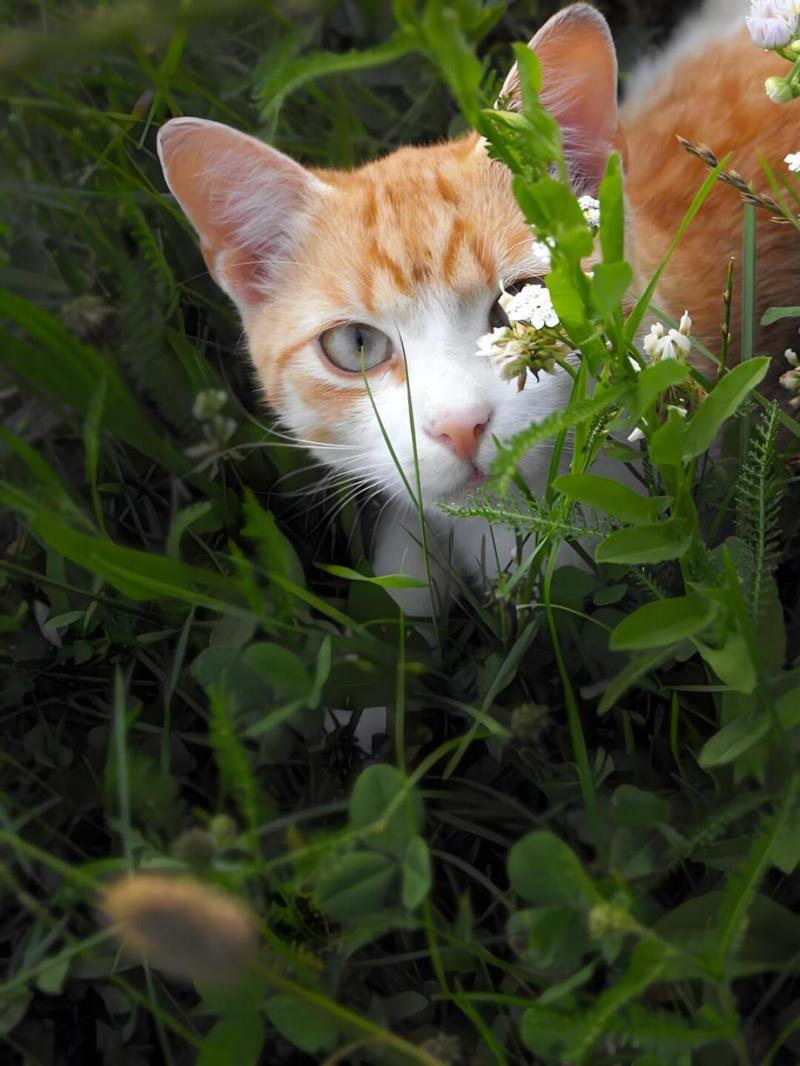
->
[{"left": 157, "top": 1, "right": 800, "bottom": 616}]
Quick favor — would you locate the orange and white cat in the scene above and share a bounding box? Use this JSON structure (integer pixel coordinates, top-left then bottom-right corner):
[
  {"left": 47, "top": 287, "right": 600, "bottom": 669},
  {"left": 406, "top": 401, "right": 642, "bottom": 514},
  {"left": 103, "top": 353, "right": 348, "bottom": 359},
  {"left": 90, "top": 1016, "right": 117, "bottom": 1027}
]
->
[{"left": 158, "top": 1, "right": 800, "bottom": 612}]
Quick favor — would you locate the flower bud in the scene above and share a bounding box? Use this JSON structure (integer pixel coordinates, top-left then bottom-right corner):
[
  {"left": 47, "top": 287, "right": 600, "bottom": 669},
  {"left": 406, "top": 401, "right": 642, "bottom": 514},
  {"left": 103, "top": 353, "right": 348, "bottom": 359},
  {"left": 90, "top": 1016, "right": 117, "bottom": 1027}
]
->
[{"left": 765, "top": 75, "right": 794, "bottom": 104}]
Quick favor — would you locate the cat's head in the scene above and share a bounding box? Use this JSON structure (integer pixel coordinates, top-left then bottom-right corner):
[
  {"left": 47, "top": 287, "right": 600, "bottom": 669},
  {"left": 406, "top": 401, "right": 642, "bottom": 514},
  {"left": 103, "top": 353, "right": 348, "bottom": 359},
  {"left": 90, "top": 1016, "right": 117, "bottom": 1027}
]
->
[{"left": 158, "top": 4, "right": 620, "bottom": 509}]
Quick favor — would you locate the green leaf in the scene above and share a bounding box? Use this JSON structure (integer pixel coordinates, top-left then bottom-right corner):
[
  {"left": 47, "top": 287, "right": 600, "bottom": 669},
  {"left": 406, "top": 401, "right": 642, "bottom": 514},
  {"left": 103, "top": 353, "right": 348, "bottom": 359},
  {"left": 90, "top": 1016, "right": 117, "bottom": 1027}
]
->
[
  {"left": 317, "top": 563, "right": 426, "bottom": 589},
  {"left": 349, "top": 764, "right": 424, "bottom": 856},
  {"left": 598, "top": 644, "right": 680, "bottom": 714},
  {"left": 591, "top": 262, "right": 632, "bottom": 321},
  {"left": 695, "top": 629, "right": 757, "bottom": 694},
  {"left": 697, "top": 714, "right": 771, "bottom": 769},
  {"left": 683, "top": 358, "right": 769, "bottom": 460},
  {"left": 401, "top": 836, "right": 432, "bottom": 911},
  {"left": 610, "top": 786, "right": 669, "bottom": 828},
  {"left": 776, "top": 684, "right": 800, "bottom": 730},
  {"left": 244, "top": 642, "right": 311, "bottom": 700},
  {"left": 264, "top": 995, "right": 338, "bottom": 1055},
  {"left": 610, "top": 596, "right": 717, "bottom": 651},
  {"left": 314, "top": 850, "right": 397, "bottom": 921},
  {"left": 507, "top": 831, "right": 599, "bottom": 907},
  {"left": 197, "top": 1012, "right": 264, "bottom": 1066},
  {"left": 648, "top": 406, "right": 687, "bottom": 467},
  {"left": 598, "top": 152, "right": 624, "bottom": 264},
  {"left": 761, "top": 305, "right": 800, "bottom": 325},
  {"left": 596, "top": 519, "right": 692, "bottom": 565},
  {"left": 553, "top": 473, "right": 668, "bottom": 524},
  {"left": 634, "top": 360, "right": 690, "bottom": 416},
  {"left": 507, "top": 905, "right": 587, "bottom": 971},
  {"left": 711, "top": 777, "right": 799, "bottom": 974}
]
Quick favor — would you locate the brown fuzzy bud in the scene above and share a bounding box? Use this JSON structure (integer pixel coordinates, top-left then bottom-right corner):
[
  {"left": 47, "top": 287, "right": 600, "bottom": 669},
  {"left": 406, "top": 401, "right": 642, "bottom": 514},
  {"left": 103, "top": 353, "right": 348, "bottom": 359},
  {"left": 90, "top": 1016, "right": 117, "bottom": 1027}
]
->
[{"left": 101, "top": 874, "right": 257, "bottom": 985}]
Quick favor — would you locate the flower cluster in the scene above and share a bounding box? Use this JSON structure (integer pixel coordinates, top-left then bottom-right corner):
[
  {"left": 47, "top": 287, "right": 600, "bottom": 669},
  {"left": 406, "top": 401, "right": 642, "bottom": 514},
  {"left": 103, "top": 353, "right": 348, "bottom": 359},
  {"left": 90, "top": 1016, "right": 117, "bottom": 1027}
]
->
[
  {"left": 780, "top": 347, "right": 800, "bottom": 408},
  {"left": 477, "top": 283, "right": 571, "bottom": 390},
  {"left": 642, "top": 311, "right": 693, "bottom": 362},
  {"left": 628, "top": 312, "right": 702, "bottom": 442},
  {"left": 747, "top": 1, "right": 800, "bottom": 103},
  {"left": 186, "top": 388, "right": 240, "bottom": 475},
  {"left": 748, "top": 0, "right": 799, "bottom": 49}
]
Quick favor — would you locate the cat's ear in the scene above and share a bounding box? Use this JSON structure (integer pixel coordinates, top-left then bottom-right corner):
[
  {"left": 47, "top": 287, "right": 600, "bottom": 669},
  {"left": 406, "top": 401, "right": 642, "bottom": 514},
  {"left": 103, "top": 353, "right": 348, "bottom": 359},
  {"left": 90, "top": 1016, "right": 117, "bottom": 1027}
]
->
[
  {"left": 498, "top": 3, "right": 620, "bottom": 193},
  {"left": 157, "top": 117, "right": 327, "bottom": 318}
]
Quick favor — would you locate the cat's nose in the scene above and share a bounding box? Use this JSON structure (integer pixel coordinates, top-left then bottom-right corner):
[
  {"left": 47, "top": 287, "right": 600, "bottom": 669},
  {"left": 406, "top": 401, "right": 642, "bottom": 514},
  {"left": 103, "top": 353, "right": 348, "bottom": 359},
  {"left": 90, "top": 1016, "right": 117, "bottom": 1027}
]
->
[{"left": 426, "top": 408, "right": 491, "bottom": 462}]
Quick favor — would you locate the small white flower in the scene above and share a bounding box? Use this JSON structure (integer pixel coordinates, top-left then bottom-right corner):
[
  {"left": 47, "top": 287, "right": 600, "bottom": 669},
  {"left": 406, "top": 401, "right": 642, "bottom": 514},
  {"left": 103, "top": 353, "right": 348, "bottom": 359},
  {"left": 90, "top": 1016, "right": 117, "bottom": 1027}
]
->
[
  {"left": 578, "top": 194, "right": 601, "bottom": 229},
  {"left": 747, "top": 0, "right": 799, "bottom": 49},
  {"left": 477, "top": 326, "right": 516, "bottom": 360},
  {"left": 192, "top": 388, "right": 227, "bottom": 421},
  {"left": 627, "top": 426, "right": 646, "bottom": 443},
  {"left": 642, "top": 319, "right": 691, "bottom": 361},
  {"left": 499, "top": 283, "right": 560, "bottom": 329},
  {"left": 780, "top": 366, "right": 800, "bottom": 391},
  {"left": 530, "top": 238, "right": 553, "bottom": 270},
  {"left": 666, "top": 404, "right": 689, "bottom": 419},
  {"left": 785, "top": 347, "right": 799, "bottom": 365},
  {"left": 786, "top": 152, "right": 800, "bottom": 172}
]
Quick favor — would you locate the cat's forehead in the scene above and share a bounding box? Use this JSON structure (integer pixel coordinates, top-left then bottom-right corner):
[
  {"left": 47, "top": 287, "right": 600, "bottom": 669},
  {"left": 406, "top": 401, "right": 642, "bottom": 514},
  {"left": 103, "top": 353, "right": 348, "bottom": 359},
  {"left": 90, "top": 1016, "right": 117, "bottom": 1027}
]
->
[{"left": 301, "top": 136, "right": 536, "bottom": 312}]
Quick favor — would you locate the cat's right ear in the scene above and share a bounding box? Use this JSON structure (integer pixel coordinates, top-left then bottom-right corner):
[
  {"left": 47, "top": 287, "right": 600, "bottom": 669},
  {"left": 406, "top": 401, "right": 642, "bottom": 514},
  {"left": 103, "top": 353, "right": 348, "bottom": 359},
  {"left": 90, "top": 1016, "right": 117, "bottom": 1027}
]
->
[
  {"left": 157, "top": 118, "right": 327, "bottom": 319},
  {"left": 498, "top": 3, "right": 620, "bottom": 194}
]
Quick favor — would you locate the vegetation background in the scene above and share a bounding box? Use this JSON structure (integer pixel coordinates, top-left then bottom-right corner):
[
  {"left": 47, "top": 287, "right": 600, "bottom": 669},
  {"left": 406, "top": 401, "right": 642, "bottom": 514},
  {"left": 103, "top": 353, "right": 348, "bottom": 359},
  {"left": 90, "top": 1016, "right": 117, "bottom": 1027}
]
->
[{"left": 2, "top": 2, "right": 800, "bottom": 1065}]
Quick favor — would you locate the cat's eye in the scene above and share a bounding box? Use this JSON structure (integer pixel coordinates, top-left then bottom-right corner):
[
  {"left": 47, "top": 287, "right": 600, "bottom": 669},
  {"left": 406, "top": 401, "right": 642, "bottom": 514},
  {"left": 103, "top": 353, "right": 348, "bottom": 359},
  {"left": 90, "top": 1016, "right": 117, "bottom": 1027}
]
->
[
  {"left": 488, "top": 276, "right": 545, "bottom": 331},
  {"left": 318, "top": 323, "right": 393, "bottom": 373}
]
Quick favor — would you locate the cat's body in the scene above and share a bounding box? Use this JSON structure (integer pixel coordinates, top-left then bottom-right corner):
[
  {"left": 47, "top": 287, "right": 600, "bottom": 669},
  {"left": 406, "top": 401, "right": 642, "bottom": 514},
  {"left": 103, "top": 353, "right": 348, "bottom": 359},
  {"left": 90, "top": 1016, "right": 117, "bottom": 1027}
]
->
[{"left": 158, "top": 2, "right": 799, "bottom": 615}]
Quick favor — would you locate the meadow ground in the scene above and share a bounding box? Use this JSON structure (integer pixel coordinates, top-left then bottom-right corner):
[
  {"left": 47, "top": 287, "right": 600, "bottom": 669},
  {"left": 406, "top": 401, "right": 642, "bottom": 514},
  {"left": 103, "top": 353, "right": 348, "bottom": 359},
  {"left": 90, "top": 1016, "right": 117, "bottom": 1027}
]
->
[{"left": 2, "top": 2, "right": 800, "bottom": 1065}]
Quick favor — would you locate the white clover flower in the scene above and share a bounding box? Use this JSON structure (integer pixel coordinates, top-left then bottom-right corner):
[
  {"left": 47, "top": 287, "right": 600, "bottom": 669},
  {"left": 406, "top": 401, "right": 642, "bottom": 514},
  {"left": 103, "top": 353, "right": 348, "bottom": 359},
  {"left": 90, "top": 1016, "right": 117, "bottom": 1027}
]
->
[
  {"left": 499, "top": 283, "right": 560, "bottom": 329},
  {"left": 786, "top": 152, "right": 800, "bottom": 172},
  {"left": 578, "top": 194, "right": 601, "bottom": 229},
  {"left": 747, "top": 0, "right": 799, "bottom": 48},
  {"left": 642, "top": 317, "right": 692, "bottom": 361}
]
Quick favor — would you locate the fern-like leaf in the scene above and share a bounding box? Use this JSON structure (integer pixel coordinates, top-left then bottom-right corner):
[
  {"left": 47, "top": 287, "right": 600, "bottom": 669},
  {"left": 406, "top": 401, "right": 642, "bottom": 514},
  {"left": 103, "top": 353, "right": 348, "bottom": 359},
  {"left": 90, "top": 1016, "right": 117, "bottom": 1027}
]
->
[{"left": 735, "top": 401, "right": 784, "bottom": 622}]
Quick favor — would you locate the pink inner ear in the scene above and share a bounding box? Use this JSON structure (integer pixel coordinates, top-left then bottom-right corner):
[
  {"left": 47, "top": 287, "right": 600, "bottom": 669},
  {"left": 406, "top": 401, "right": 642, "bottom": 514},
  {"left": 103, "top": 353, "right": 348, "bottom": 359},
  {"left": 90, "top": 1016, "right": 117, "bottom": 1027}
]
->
[
  {"left": 506, "top": 4, "right": 619, "bottom": 193},
  {"left": 157, "top": 118, "right": 323, "bottom": 316}
]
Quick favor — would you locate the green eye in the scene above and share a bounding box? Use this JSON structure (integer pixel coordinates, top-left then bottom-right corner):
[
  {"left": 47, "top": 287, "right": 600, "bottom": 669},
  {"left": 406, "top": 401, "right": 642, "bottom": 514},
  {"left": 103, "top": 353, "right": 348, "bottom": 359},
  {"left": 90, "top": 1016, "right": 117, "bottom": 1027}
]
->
[{"left": 319, "top": 323, "right": 393, "bottom": 373}]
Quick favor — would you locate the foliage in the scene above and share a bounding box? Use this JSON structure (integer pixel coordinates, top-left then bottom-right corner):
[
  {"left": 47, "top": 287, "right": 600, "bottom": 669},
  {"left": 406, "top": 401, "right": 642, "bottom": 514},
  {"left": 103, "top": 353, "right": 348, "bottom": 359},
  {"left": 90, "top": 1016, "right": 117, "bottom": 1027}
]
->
[{"left": 2, "top": 2, "right": 800, "bottom": 1065}]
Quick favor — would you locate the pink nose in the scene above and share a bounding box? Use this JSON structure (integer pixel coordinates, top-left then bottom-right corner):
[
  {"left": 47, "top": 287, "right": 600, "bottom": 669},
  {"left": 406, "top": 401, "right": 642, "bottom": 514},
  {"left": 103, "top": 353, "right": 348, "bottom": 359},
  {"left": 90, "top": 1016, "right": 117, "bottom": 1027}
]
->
[{"left": 426, "top": 409, "right": 491, "bottom": 462}]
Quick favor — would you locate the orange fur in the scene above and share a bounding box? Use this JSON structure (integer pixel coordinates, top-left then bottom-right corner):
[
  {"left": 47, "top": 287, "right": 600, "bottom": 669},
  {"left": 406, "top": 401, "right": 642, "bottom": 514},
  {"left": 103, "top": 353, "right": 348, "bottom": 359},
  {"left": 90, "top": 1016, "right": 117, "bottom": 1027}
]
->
[{"left": 623, "top": 29, "right": 800, "bottom": 374}]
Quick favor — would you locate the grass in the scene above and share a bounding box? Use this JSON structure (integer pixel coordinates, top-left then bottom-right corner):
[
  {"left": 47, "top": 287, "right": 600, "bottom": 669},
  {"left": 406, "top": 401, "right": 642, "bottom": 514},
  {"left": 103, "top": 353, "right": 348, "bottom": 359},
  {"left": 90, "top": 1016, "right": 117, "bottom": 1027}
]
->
[{"left": 2, "top": 2, "right": 800, "bottom": 1065}]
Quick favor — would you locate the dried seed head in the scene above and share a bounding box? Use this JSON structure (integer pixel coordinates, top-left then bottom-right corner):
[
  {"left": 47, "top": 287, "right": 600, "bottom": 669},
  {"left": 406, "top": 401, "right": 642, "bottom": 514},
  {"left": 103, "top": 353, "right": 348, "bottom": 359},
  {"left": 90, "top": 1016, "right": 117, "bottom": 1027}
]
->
[{"left": 101, "top": 874, "right": 257, "bottom": 985}]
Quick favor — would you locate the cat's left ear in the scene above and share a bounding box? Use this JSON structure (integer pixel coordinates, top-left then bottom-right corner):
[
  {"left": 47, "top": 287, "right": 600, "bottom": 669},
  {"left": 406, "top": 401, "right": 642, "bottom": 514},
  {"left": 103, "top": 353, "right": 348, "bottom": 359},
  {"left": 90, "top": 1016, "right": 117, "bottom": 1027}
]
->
[
  {"left": 157, "top": 117, "right": 328, "bottom": 319},
  {"left": 498, "top": 3, "right": 621, "bottom": 193}
]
